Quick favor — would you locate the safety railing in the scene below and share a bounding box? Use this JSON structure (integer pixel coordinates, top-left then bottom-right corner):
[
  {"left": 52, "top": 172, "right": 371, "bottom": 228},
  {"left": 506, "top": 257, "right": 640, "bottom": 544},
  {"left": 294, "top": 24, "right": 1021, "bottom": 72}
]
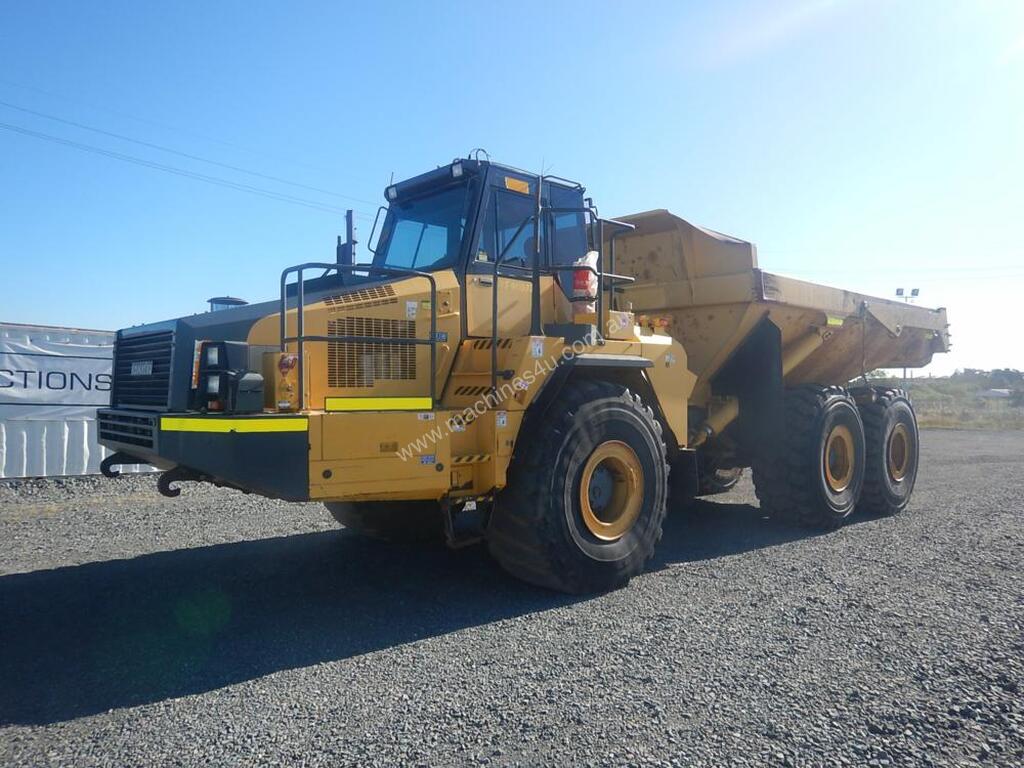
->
[
  {"left": 487, "top": 199, "right": 636, "bottom": 393},
  {"left": 279, "top": 262, "right": 438, "bottom": 411}
]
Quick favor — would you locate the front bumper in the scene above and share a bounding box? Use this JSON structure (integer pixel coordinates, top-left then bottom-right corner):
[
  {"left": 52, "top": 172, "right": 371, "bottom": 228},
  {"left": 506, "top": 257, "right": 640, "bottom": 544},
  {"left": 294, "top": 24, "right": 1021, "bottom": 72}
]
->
[{"left": 98, "top": 409, "right": 310, "bottom": 501}]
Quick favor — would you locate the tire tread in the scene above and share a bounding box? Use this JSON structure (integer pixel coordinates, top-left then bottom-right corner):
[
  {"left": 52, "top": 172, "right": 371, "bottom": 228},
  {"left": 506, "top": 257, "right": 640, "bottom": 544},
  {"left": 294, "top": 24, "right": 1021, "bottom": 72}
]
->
[{"left": 487, "top": 380, "right": 669, "bottom": 593}]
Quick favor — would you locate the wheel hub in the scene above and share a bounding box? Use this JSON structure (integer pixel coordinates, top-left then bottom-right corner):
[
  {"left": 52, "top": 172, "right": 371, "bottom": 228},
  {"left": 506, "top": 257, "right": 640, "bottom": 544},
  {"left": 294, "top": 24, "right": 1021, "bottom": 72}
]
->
[
  {"left": 588, "top": 466, "right": 614, "bottom": 512},
  {"left": 579, "top": 440, "right": 644, "bottom": 541},
  {"left": 823, "top": 424, "right": 855, "bottom": 493},
  {"left": 887, "top": 422, "right": 911, "bottom": 482}
]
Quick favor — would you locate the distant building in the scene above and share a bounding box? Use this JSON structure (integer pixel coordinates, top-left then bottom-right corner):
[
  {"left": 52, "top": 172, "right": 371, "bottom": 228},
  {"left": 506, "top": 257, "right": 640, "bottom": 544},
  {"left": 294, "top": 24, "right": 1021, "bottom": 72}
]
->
[{"left": 979, "top": 388, "right": 1013, "bottom": 400}]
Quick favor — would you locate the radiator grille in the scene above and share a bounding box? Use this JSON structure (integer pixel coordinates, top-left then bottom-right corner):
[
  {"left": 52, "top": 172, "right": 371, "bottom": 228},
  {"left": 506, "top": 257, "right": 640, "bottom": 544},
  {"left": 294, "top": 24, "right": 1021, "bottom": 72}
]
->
[
  {"left": 98, "top": 410, "right": 157, "bottom": 450},
  {"left": 112, "top": 330, "right": 174, "bottom": 409},
  {"left": 324, "top": 284, "right": 397, "bottom": 312},
  {"left": 328, "top": 318, "right": 416, "bottom": 388}
]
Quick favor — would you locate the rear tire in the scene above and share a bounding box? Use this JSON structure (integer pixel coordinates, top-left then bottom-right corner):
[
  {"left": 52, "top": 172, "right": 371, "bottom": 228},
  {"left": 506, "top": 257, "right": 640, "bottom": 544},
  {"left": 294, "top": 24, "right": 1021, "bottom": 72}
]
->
[
  {"left": 488, "top": 380, "right": 669, "bottom": 594},
  {"left": 856, "top": 387, "right": 919, "bottom": 516},
  {"left": 752, "top": 385, "right": 866, "bottom": 530},
  {"left": 325, "top": 500, "right": 443, "bottom": 541}
]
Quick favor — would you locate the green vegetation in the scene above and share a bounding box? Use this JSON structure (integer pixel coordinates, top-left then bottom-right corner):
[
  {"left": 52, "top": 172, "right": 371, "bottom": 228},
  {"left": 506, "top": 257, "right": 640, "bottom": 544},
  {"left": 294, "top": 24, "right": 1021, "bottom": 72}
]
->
[{"left": 865, "top": 369, "right": 1024, "bottom": 430}]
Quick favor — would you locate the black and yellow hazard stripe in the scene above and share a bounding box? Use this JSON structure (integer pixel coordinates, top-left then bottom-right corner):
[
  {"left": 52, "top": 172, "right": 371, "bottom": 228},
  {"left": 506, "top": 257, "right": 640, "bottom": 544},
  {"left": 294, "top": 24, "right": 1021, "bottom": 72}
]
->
[{"left": 452, "top": 454, "right": 491, "bottom": 465}]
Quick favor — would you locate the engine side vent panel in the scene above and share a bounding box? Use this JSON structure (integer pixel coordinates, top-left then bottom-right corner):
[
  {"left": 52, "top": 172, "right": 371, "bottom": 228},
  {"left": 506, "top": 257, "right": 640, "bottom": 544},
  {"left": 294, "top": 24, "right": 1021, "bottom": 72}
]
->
[
  {"left": 327, "top": 317, "right": 416, "bottom": 388},
  {"left": 324, "top": 284, "right": 397, "bottom": 312}
]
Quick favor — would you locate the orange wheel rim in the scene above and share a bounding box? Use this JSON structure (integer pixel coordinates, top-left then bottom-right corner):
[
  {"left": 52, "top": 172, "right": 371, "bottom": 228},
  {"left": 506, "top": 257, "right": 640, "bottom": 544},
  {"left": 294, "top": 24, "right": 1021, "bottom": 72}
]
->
[
  {"left": 887, "top": 423, "right": 911, "bottom": 482},
  {"left": 823, "top": 424, "right": 855, "bottom": 493},
  {"left": 579, "top": 440, "right": 644, "bottom": 541}
]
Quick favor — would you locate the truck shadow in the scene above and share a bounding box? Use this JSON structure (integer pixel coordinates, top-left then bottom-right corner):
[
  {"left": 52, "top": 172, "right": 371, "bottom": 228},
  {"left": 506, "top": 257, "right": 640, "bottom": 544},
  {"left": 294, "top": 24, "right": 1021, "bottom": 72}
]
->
[
  {"left": 655, "top": 495, "right": 830, "bottom": 565},
  {"left": 0, "top": 497, "right": 821, "bottom": 726}
]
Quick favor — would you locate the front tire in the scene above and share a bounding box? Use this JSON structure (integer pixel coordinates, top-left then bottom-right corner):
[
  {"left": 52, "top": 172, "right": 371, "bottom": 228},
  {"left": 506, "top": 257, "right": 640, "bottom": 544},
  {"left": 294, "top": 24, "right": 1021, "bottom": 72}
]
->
[
  {"left": 856, "top": 387, "right": 919, "bottom": 516},
  {"left": 753, "top": 386, "right": 866, "bottom": 530},
  {"left": 488, "top": 380, "right": 669, "bottom": 594}
]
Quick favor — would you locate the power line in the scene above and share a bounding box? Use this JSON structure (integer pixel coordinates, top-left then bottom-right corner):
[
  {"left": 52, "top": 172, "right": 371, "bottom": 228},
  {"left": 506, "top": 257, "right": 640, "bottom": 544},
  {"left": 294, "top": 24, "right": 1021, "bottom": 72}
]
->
[
  {"left": 0, "top": 121, "right": 362, "bottom": 216},
  {"left": 0, "top": 98, "right": 378, "bottom": 212},
  {"left": 0, "top": 76, "right": 336, "bottom": 177}
]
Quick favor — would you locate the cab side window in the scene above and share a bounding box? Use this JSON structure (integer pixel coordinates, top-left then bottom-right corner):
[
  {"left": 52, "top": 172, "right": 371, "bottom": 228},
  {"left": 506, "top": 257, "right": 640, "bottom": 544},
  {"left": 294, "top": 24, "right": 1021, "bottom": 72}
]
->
[
  {"left": 547, "top": 185, "right": 588, "bottom": 268},
  {"left": 474, "top": 188, "right": 537, "bottom": 269}
]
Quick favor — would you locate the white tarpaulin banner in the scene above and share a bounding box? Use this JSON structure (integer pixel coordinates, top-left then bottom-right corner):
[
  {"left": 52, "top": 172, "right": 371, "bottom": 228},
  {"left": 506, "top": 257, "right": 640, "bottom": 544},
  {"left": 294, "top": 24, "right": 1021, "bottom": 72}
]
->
[
  {"left": 0, "top": 323, "right": 152, "bottom": 478},
  {"left": 0, "top": 350, "right": 112, "bottom": 415}
]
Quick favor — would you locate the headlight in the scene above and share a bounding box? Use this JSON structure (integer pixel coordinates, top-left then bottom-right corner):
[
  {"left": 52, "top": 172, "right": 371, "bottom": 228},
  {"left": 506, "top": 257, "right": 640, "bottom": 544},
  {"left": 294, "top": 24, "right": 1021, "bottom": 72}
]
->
[
  {"left": 451, "top": 161, "right": 463, "bottom": 178},
  {"left": 386, "top": 185, "right": 398, "bottom": 201},
  {"left": 205, "top": 345, "right": 220, "bottom": 366},
  {"left": 206, "top": 374, "right": 221, "bottom": 395}
]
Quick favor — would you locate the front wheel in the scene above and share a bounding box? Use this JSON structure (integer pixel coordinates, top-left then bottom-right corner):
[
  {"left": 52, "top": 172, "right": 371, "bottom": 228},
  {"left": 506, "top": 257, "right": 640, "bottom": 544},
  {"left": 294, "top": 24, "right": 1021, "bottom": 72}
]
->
[{"left": 487, "top": 380, "right": 669, "bottom": 594}]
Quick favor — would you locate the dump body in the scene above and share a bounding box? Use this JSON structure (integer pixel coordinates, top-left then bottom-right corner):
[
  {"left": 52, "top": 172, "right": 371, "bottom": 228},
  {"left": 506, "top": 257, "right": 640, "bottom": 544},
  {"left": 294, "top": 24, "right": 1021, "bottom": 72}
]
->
[{"left": 614, "top": 209, "right": 949, "bottom": 412}]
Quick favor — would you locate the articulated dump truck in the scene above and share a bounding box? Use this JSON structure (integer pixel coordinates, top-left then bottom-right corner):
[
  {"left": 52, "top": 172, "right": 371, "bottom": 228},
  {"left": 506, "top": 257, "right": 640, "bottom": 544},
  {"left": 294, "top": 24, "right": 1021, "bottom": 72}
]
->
[{"left": 99, "top": 157, "right": 950, "bottom": 593}]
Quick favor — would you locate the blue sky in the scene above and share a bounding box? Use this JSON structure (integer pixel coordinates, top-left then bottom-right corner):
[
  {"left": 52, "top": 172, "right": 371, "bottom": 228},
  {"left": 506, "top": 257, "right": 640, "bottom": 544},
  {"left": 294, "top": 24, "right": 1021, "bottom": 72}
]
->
[{"left": 1, "top": 0, "right": 1021, "bottom": 374}]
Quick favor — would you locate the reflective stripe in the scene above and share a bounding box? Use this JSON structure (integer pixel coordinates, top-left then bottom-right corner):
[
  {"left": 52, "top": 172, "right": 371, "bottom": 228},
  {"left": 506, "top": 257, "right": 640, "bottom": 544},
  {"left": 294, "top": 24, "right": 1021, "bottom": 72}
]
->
[
  {"left": 324, "top": 397, "right": 433, "bottom": 412},
  {"left": 161, "top": 416, "right": 308, "bottom": 433}
]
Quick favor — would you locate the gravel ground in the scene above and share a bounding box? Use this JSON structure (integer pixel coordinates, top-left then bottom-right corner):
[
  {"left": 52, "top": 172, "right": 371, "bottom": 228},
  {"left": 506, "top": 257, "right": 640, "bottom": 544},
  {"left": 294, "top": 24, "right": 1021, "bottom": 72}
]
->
[{"left": 1, "top": 429, "right": 1021, "bottom": 767}]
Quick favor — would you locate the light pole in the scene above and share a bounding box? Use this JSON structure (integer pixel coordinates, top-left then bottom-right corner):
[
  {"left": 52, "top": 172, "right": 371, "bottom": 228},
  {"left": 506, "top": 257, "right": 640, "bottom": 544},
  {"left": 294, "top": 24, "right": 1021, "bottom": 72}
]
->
[{"left": 895, "top": 288, "right": 920, "bottom": 385}]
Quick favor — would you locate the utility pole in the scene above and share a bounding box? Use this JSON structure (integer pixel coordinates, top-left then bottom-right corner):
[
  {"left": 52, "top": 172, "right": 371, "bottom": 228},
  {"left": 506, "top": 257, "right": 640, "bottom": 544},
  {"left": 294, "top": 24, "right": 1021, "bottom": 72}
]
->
[{"left": 895, "top": 288, "right": 920, "bottom": 386}]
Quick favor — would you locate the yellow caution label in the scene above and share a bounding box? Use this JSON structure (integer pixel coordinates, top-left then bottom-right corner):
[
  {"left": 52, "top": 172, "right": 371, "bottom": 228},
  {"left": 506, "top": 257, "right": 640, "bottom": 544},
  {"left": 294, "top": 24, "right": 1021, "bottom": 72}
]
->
[
  {"left": 161, "top": 416, "right": 308, "bottom": 433},
  {"left": 826, "top": 315, "right": 845, "bottom": 327},
  {"left": 504, "top": 177, "right": 530, "bottom": 195},
  {"left": 324, "top": 397, "right": 433, "bottom": 412}
]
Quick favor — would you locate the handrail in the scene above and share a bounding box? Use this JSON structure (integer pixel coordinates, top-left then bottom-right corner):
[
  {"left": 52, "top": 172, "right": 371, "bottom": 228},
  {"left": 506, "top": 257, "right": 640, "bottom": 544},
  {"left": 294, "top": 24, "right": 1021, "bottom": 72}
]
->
[
  {"left": 279, "top": 262, "right": 438, "bottom": 411},
  {"left": 485, "top": 198, "right": 636, "bottom": 394},
  {"left": 276, "top": 198, "right": 637, "bottom": 410}
]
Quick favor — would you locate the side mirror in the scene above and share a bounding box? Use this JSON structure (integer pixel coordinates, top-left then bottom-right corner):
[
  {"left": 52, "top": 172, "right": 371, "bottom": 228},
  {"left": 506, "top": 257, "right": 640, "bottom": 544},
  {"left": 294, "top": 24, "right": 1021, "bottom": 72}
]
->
[{"left": 366, "top": 205, "right": 387, "bottom": 254}]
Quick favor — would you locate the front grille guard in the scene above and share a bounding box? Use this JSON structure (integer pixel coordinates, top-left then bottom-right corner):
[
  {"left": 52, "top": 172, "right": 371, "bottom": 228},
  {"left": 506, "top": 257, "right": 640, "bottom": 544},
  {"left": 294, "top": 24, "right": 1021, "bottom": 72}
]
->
[{"left": 279, "top": 263, "right": 438, "bottom": 411}]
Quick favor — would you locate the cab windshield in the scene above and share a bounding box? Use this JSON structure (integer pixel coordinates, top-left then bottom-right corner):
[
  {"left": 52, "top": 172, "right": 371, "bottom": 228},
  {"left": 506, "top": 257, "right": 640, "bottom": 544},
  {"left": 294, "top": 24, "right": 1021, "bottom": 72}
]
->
[{"left": 373, "top": 182, "right": 474, "bottom": 271}]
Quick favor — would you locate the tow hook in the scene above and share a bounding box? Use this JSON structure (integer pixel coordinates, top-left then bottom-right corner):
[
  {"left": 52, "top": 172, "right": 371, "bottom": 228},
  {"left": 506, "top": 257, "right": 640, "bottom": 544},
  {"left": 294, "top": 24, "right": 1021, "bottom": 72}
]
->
[
  {"left": 157, "top": 466, "right": 204, "bottom": 498},
  {"left": 100, "top": 452, "right": 147, "bottom": 478}
]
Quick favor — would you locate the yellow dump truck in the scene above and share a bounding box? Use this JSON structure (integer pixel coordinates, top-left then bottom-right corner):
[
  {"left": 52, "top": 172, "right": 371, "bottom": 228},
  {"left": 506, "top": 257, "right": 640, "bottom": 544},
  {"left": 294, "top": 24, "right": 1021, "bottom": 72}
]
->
[{"left": 98, "top": 156, "right": 949, "bottom": 593}]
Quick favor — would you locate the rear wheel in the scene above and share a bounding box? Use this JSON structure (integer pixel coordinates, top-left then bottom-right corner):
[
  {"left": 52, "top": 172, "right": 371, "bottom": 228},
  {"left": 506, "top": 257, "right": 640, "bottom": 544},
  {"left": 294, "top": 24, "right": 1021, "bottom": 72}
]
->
[
  {"left": 488, "top": 380, "right": 669, "bottom": 594},
  {"left": 752, "top": 385, "right": 866, "bottom": 529},
  {"left": 856, "top": 388, "right": 919, "bottom": 516},
  {"left": 324, "top": 500, "right": 443, "bottom": 541}
]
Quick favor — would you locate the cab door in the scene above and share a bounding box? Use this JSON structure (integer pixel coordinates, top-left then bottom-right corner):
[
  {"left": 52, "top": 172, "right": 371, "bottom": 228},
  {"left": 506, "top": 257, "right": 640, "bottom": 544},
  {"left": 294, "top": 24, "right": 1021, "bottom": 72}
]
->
[{"left": 465, "top": 174, "right": 540, "bottom": 338}]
